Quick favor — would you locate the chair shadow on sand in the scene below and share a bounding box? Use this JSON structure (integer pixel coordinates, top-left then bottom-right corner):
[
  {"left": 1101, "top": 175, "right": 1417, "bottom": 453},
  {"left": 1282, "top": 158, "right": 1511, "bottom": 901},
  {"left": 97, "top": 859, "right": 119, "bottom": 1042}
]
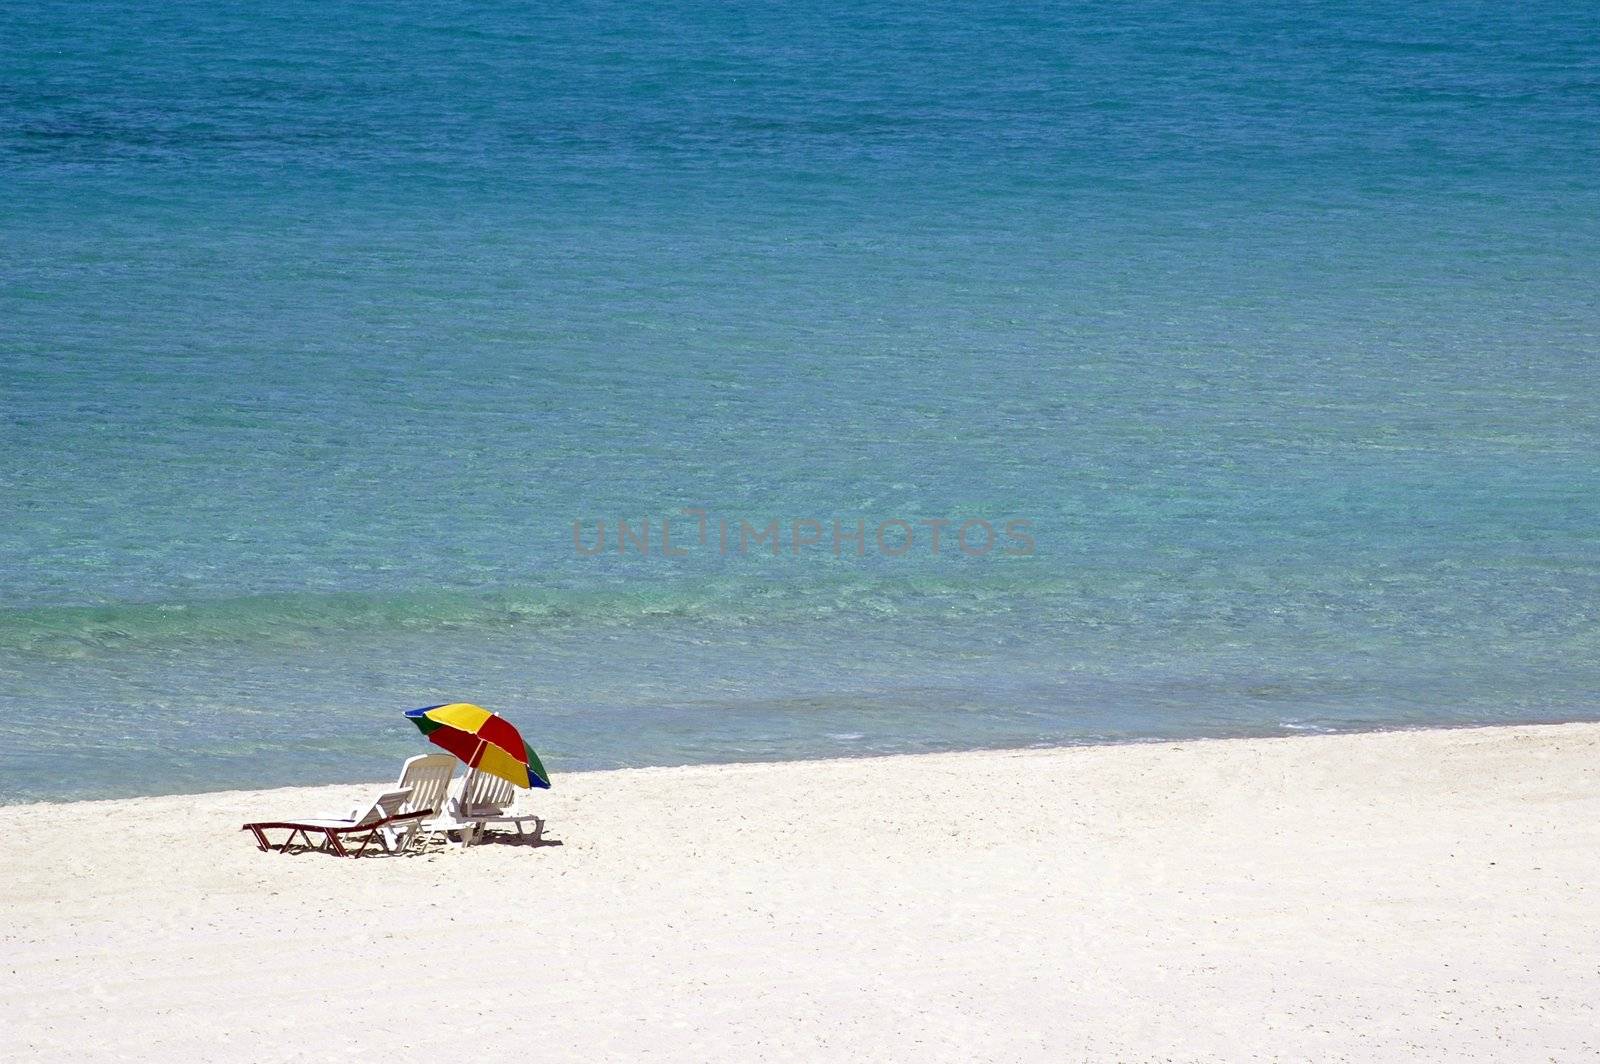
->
[
  {"left": 242, "top": 813, "right": 563, "bottom": 858},
  {"left": 463, "top": 821, "right": 564, "bottom": 850},
  {"left": 254, "top": 831, "right": 563, "bottom": 857}
]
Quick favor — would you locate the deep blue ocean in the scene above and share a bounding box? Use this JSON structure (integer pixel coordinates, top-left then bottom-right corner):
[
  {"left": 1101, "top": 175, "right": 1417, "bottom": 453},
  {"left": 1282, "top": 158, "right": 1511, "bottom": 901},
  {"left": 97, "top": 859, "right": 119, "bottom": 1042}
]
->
[{"left": 3, "top": 1, "right": 1598, "bottom": 802}]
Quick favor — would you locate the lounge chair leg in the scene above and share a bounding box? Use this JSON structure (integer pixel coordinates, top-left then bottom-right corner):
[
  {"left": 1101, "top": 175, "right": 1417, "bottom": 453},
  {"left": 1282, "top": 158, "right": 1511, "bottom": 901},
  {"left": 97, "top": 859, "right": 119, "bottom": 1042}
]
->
[{"left": 400, "top": 821, "right": 424, "bottom": 853}]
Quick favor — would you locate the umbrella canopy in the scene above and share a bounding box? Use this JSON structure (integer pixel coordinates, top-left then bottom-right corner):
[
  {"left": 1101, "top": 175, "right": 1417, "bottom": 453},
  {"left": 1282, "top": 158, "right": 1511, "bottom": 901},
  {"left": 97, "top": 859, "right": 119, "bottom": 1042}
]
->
[{"left": 404, "top": 703, "right": 550, "bottom": 789}]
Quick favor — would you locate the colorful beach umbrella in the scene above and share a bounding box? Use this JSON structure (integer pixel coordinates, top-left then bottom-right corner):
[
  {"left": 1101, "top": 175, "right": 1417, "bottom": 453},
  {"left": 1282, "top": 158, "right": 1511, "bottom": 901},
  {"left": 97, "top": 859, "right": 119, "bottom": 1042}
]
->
[{"left": 404, "top": 703, "right": 550, "bottom": 789}]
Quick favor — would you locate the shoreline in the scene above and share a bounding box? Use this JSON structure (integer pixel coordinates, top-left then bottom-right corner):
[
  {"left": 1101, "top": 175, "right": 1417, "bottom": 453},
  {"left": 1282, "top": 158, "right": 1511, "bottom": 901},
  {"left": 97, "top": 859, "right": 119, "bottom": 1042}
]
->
[
  {"left": 6, "top": 721, "right": 1598, "bottom": 1061},
  {"left": 7, "top": 714, "right": 1598, "bottom": 810}
]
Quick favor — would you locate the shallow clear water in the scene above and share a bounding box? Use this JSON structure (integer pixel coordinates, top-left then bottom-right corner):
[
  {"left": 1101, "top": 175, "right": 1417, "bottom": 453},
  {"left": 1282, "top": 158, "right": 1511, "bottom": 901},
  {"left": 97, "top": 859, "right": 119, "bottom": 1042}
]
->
[{"left": 3, "top": 1, "right": 1599, "bottom": 801}]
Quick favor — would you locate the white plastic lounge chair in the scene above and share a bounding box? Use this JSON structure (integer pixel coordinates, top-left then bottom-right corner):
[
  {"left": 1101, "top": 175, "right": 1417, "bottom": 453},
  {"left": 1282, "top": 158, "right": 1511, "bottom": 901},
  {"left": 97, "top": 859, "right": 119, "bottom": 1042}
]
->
[
  {"left": 369, "top": 753, "right": 457, "bottom": 852},
  {"left": 447, "top": 768, "right": 545, "bottom": 847},
  {"left": 243, "top": 788, "right": 423, "bottom": 858}
]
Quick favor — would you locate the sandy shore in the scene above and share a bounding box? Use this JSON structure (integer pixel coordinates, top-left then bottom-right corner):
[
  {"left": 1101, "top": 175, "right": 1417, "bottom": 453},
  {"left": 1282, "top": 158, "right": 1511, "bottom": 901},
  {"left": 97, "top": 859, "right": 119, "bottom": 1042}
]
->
[{"left": 4, "top": 723, "right": 1598, "bottom": 1062}]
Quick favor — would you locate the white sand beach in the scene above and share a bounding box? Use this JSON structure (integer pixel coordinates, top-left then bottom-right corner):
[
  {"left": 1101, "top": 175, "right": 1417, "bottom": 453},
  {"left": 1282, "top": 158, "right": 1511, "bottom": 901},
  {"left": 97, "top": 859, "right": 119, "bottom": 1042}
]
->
[{"left": 3, "top": 722, "right": 1598, "bottom": 1062}]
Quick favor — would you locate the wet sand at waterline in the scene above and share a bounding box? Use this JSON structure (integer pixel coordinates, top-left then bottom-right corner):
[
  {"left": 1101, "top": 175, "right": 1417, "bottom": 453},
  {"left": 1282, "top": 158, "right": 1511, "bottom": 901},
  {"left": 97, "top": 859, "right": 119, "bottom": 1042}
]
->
[{"left": 4, "top": 723, "right": 1597, "bottom": 1062}]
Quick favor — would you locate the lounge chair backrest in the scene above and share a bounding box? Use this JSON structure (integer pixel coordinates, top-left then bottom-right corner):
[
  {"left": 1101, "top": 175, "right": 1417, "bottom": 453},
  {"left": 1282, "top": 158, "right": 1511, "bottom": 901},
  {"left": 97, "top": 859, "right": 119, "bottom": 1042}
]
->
[
  {"left": 460, "top": 768, "right": 514, "bottom": 815},
  {"left": 395, "top": 753, "right": 456, "bottom": 817},
  {"left": 353, "top": 788, "right": 414, "bottom": 826}
]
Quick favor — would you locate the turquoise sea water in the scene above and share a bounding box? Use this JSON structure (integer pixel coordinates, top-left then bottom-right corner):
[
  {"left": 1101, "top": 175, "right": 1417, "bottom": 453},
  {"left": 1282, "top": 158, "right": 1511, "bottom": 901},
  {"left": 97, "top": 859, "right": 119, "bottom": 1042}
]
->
[{"left": 4, "top": 1, "right": 1599, "bottom": 802}]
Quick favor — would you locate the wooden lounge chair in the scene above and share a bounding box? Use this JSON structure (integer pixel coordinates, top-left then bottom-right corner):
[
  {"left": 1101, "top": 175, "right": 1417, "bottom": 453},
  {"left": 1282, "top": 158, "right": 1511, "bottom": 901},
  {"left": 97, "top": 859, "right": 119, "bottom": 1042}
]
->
[{"left": 242, "top": 788, "right": 426, "bottom": 858}]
